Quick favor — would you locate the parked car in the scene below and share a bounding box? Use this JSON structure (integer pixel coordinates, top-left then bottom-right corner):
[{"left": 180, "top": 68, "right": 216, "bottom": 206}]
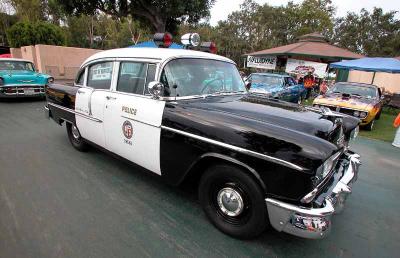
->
[
  {"left": 245, "top": 73, "right": 306, "bottom": 104},
  {"left": 0, "top": 58, "right": 53, "bottom": 98},
  {"left": 313, "top": 82, "right": 383, "bottom": 130},
  {"left": 45, "top": 39, "right": 361, "bottom": 240}
]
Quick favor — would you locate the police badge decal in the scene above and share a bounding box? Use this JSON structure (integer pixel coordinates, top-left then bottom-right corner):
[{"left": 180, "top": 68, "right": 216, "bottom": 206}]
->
[{"left": 122, "top": 120, "right": 133, "bottom": 145}]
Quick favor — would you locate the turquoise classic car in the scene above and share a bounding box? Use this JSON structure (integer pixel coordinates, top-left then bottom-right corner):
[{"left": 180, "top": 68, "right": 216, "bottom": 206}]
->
[{"left": 0, "top": 58, "right": 53, "bottom": 98}]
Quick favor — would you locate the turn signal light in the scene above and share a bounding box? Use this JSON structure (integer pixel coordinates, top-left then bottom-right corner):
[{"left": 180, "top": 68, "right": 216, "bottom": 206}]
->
[{"left": 153, "top": 32, "right": 173, "bottom": 48}]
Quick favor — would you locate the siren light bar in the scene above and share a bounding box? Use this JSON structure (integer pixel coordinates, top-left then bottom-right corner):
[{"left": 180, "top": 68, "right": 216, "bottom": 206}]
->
[{"left": 153, "top": 32, "right": 173, "bottom": 48}]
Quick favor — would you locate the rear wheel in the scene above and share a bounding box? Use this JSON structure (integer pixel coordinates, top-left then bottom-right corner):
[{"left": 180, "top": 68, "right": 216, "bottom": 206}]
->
[
  {"left": 198, "top": 164, "right": 268, "bottom": 239},
  {"left": 364, "top": 119, "right": 375, "bottom": 131},
  {"left": 66, "top": 123, "right": 89, "bottom": 151}
]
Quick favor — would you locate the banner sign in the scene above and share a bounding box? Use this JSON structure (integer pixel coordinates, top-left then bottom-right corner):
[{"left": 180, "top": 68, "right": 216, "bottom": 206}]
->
[
  {"left": 285, "top": 58, "right": 328, "bottom": 77},
  {"left": 247, "top": 55, "right": 277, "bottom": 70}
]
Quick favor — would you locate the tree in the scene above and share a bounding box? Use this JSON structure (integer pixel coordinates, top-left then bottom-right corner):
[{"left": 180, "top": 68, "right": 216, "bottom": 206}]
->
[
  {"left": 334, "top": 8, "right": 400, "bottom": 56},
  {"left": 57, "top": 0, "right": 215, "bottom": 33},
  {"left": 6, "top": 21, "right": 66, "bottom": 47},
  {"left": 6, "top": 0, "right": 45, "bottom": 22}
]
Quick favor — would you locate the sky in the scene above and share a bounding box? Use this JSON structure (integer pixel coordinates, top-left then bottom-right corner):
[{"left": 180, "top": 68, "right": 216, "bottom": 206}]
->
[{"left": 209, "top": 0, "right": 400, "bottom": 25}]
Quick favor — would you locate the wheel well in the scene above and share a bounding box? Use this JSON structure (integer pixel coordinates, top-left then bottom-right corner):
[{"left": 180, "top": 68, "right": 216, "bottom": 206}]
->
[{"left": 180, "top": 154, "right": 267, "bottom": 194}]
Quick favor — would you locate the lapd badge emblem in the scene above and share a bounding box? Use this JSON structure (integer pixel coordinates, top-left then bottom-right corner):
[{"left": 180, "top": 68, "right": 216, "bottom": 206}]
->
[{"left": 122, "top": 120, "right": 133, "bottom": 139}]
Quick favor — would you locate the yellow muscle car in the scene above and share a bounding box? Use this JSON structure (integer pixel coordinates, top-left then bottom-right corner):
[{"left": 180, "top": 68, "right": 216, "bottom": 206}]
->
[{"left": 313, "top": 82, "right": 383, "bottom": 130}]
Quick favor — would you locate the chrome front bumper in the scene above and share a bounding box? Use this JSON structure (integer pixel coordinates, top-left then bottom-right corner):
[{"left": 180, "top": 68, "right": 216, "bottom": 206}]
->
[{"left": 265, "top": 152, "right": 361, "bottom": 239}]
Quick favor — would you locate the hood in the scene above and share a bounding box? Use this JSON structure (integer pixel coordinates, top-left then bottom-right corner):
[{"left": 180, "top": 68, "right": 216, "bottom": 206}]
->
[
  {"left": 0, "top": 70, "right": 49, "bottom": 85},
  {"left": 314, "top": 93, "right": 375, "bottom": 111},
  {"left": 186, "top": 94, "right": 338, "bottom": 138},
  {"left": 163, "top": 93, "right": 344, "bottom": 171}
]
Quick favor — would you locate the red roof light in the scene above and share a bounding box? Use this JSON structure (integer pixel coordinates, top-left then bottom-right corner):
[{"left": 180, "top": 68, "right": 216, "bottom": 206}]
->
[{"left": 154, "top": 32, "right": 173, "bottom": 48}]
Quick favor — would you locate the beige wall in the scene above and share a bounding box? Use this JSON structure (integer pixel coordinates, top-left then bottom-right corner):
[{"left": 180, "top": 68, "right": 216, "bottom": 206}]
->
[
  {"left": 10, "top": 45, "right": 102, "bottom": 80},
  {"left": 348, "top": 70, "right": 400, "bottom": 93}
]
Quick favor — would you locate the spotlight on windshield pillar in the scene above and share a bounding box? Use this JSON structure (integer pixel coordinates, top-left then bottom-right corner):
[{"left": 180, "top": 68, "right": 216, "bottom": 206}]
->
[
  {"left": 154, "top": 32, "right": 173, "bottom": 48},
  {"left": 181, "top": 33, "right": 201, "bottom": 47},
  {"left": 200, "top": 42, "right": 217, "bottom": 54}
]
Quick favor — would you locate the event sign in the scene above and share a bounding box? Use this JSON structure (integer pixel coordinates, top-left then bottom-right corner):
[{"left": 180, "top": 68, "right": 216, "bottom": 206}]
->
[
  {"left": 285, "top": 58, "right": 328, "bottom": 77},
  {"left": 247, "top": 56, "right": 277, "bottom": 70}
]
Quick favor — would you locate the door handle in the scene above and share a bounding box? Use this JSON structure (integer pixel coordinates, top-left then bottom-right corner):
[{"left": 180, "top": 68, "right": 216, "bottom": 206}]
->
[
  {"left": 106, "top": 96, "right": 117, "bottom": 100},
  {"left": 77, "top": 89, "right": 85, "bottom": 94}
]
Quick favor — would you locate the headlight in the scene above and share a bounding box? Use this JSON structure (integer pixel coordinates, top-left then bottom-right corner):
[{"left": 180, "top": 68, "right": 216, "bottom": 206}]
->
[
  {"left": 353, "top": 111, "right": 359, "bottom": 117},
  {"left": 314, "top": 105, "right": 319, "bottom": 108},
  {"left": 360, "top": 112, "right": 367, "bottom": 119},
  {"left": 47, "top": 77, "right": 54, "bottom": 84},
  {"left": 313, "top": 152, "right": 341, "bottom": 186}
]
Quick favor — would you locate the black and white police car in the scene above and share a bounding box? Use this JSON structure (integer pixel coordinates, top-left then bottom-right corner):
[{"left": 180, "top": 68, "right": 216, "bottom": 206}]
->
[{"left": 45, "top": 33, "right": 361, "bottom": 239}]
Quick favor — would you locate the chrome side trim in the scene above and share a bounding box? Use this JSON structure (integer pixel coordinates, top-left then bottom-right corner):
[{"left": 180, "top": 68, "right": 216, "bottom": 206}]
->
[
  {"left": 161, "top": 126, "right": 305, "bottom": 171},
  {"left": 121, "top": 115, "right": 159, "bottom": 128},
  {"left": 48, "top": 102, "right": 102, "bottom": 123}
]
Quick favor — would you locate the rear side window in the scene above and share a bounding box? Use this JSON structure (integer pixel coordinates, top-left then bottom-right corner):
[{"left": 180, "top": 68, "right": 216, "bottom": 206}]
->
[{"left": 87, "top": 62, "right": 113, "bottom": 89}]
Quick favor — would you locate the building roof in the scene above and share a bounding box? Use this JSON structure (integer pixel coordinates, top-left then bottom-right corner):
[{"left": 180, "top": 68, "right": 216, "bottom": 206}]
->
[
  {"left": 245, "top": 33, "right": 364, "bottom": 60},
  {"left": 82, "top": 47, "right": 234, "bottom": 67}
]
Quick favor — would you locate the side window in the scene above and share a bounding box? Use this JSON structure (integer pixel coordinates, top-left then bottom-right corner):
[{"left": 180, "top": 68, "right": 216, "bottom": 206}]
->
[
  {"left": 145, "top": 64, "right": 157, "bottom": 95},
  {"left": 288, "top": 77, "right": 296, "bottom": 86},
  {"left": 117, "top": 62, "right": 147, "bottom": 94},
  {"left": 87, "top": 61, "right": 113, "bottom": 90},
  {"left": 75, "top": 68, "right": 85, "bottom": 85}
]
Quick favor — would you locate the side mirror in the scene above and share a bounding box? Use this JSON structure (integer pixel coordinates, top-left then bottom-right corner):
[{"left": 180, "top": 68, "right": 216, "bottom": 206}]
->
[{"left": 148, "top": 81, "right": 164, "bottom": 99}]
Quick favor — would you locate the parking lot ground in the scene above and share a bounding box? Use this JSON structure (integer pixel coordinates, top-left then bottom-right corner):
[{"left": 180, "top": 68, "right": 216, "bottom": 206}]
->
[{"left": 0, "top": 99, "right": 399, "bottom": 258}]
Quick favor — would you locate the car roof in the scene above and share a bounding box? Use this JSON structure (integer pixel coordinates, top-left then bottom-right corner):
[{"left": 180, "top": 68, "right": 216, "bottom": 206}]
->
[
  {"left": 82, "top": 47, "right": 235, "bottom": 67},
  {"left": 335, "top": 82, "right": 378, "bottom": 88},
  {"left": 250, "top": 73, "right": 288, "bottom": 78},
  {"left": 0, "top": 57, "right": 33, "bottom": 63}
]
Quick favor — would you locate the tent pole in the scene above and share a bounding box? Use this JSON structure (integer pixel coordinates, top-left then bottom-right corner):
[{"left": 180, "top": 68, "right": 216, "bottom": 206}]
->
[{"left": 372, "top": 72, "right": 376, "bottom": 84}]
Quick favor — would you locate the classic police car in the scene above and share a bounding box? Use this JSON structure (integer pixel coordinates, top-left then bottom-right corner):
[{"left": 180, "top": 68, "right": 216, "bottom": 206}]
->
[
  {"left": 245, "top": 73, "right": 306, "bottom": 104},
  {"left": 0, "top": 58, "right": 53, "bottom": 98},
  {"left": 313, "top": 82, "right": 383, "bottom": 130},
  {"left": 45, "top": 34, "right": 361, "bottom": 239}
]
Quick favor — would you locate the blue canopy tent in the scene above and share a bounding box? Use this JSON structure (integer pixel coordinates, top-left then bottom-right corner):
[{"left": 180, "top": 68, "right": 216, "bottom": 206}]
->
[
  {"left": 128, "top": 41, "right": 184, "bottom": 49},
  {"left": 330, "top": 57, "right": 400, "bottom": 84}
]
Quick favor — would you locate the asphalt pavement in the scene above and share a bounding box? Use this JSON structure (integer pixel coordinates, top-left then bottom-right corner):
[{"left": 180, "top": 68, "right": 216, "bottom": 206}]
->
[{"left": 0, "top": 99, "right": 399, "bottom": 258}]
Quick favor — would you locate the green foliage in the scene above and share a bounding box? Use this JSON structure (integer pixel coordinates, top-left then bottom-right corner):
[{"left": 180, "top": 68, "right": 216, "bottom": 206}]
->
[
  {"left": 56, "top": 0, "right": 215, "bottom": 33},
  {"left": 6, "top": 21, "right": 65, "bottom": 47},
  {"left": 334, "top": 8, "right": 400, "bottom": 57}
]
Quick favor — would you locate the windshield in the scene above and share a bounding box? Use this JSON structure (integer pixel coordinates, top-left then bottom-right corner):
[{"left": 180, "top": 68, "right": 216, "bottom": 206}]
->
[
  {"left": 0, "top": 61, "right": 35, "bottom": 72},
  {"left": 329, "top": 84, "right": 377, "bottom": 98},
  {"left": 160, "top": 58, "right": 246, "bottom": 97}
]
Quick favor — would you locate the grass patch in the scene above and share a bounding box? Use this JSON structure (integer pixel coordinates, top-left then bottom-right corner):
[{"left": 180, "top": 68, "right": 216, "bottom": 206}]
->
[
  {"left": 359, "top": 113, "right": 397, "bottom": 142},
  {"left": 301, "top": 97, "right": 399, "bottom": 142}
]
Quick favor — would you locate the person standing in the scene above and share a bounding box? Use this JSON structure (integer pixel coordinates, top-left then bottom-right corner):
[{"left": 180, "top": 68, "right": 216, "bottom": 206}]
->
[{"left": 303, "top": 71, "right": 315, "bottom": 99}]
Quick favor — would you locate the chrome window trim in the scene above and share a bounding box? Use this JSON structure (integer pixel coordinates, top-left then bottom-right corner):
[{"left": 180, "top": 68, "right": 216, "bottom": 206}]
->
[
  {"left": 48, "top": 102, "right": 102, "bottom": 123},
  {"left": 161, "top": 126, "right": 305, "bottom": 171}
]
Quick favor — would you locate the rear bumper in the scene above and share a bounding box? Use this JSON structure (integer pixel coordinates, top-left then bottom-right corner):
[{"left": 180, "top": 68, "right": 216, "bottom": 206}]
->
[{"left": 265, "top": 151, "right": 361, "bottom": 239}]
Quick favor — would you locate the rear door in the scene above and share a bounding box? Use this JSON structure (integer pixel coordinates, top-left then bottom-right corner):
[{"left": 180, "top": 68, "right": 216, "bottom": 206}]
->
[
  {"left": 75, "top": 61, "right": 115, "bottom": 148},
  {"left": 103, "top": 61, "right": 165, "bottom": 175}
]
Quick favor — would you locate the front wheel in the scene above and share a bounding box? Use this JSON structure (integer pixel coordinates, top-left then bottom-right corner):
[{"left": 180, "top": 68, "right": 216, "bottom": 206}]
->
[
  {"left": 364, "top": 119, "right": 375, "bottom": 131},
  {"left": 198, "top": 164, "right": 268, "bottom": 239},
  {"left": 66, "top": 123, "right": 89, "bottom": 151}
]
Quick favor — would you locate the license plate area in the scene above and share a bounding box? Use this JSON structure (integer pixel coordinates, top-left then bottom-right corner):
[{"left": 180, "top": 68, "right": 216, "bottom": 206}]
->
[{"left": 24, "top": 88, "right": 35, "bottom": 95}]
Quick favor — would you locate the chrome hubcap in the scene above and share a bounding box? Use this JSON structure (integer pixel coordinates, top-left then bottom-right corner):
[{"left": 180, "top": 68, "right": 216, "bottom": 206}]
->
[
  {"left": 71, "top": 125, "right": 80, "bottom": 140},
  {"left": 217, "top": 187, "right": 244, "bottom": 217}
]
